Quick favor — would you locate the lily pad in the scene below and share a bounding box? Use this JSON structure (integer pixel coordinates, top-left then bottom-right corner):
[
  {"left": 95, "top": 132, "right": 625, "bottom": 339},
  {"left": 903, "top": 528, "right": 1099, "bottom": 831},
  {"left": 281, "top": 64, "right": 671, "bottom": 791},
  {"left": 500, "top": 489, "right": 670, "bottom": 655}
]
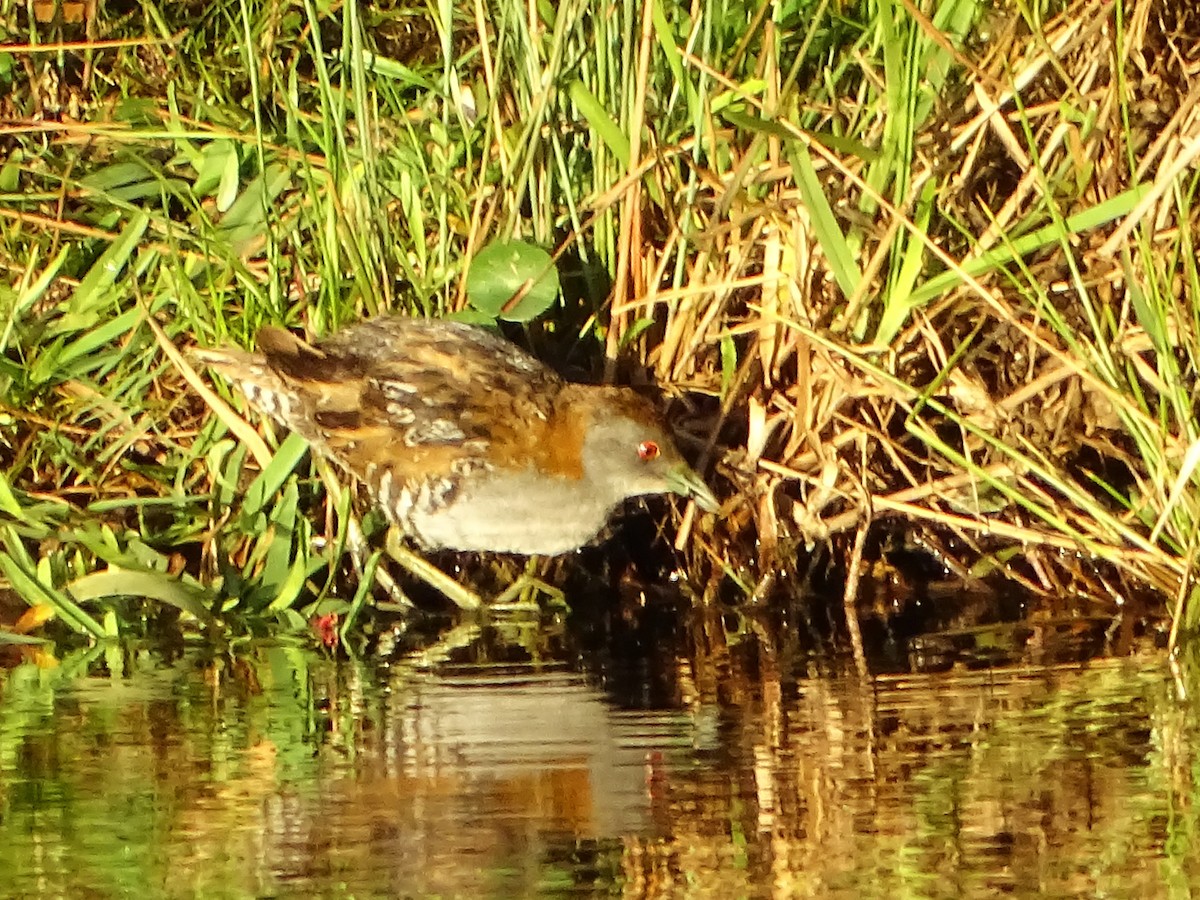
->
[{"left": 466, "top": 240, "right": 559, "bottom": 322}]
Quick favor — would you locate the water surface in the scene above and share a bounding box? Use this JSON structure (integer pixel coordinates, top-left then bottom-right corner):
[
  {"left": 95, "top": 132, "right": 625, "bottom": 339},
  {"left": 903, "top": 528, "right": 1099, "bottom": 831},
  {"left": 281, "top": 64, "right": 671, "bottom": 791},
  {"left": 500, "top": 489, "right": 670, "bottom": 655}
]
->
[{"left": 0, "top": 627, "right": 1194, "bottom": 898}]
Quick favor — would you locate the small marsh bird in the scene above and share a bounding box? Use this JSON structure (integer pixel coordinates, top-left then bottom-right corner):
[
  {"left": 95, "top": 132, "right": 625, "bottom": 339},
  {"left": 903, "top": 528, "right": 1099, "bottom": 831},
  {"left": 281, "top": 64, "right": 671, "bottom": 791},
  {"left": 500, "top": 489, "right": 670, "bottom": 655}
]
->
[{"left": 195, "top": 317, "right": 718, "bottom": 556}]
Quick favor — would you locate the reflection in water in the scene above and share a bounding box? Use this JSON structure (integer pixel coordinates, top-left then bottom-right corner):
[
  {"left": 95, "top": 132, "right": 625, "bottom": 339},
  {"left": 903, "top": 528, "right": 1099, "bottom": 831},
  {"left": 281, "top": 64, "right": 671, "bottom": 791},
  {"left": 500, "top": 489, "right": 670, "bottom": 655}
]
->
[
  {"left": 274, "top": 667, "right": 694, "bottom": 897},
  {"left": 0, "top": 634, "right": 1195, "bottom": 898}
]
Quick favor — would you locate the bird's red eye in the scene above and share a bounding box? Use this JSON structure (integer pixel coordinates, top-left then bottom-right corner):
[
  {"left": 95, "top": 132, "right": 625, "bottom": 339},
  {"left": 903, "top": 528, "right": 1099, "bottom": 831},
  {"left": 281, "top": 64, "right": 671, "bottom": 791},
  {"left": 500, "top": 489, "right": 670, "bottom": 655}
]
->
[{"left": 637, "top": 441, "right": 660, "bottom": 461}]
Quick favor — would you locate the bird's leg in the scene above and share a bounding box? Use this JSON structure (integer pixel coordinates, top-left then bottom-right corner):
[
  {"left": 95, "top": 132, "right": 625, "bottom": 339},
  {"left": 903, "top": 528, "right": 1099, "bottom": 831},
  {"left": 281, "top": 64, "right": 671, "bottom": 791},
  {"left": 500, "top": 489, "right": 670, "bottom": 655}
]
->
[
  {"left": 489, "top": 557, "right": 567, "bottom": 611},
  {"left": 313, "top": 458, "right": 422, "bottom": 610},
  {"left": 345, "top": 517, "right": 414, "bottom": 611},
  {"left": 382, "top": 530, "right": 483, "bottom": 610}
]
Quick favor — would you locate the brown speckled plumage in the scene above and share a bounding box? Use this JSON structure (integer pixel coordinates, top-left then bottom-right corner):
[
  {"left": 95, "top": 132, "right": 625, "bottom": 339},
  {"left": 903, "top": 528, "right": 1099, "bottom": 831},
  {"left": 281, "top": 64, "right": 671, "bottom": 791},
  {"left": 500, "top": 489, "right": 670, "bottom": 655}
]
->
[{"left": 195, "top": 317, "right": 716, "bottom": 555}]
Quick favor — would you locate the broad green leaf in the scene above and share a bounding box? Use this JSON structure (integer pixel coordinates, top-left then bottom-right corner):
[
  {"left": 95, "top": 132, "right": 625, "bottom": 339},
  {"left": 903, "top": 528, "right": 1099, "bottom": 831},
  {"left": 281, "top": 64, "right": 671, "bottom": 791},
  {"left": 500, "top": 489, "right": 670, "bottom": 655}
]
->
[
  {"left": 80, "top": 161, "right": 153, "bottom": 192},
  {"left": 466, "top": 241, "right": 560, "bottom": 322},
  {"left": 0, "top": 631, "right": 49, "bottom": 646},
  {"left": 568, "top": 80, "right": 629, "bottom": 168},
  {"left": 241, "top": 432, "right": 311, "bottom": 521},
  {"left": 66, "top": 568, "right": 213, "bottom": 621},
  {"left": 193, "top": 140, "right": 240, "bottom": 204},
  {"left": 788, "top": 143, "right": 862, "bottom": 302},
  {"left": 217, "top": 164, "right": 293, "bottom": 255},
  {"left": 66, "top": 212, "right": 150, "bottom": 324},
  {"left": 0, "top": 527, "right": 105, "bottom": 638},
  {"left": 904, "top": 184, "right": 1152, "bottom": 307},
  {"left": 266, "top": 555, "right": 311, "bottom": 613},
  {"left": 261, "top": 481, "right": 301, "bottom": 593},
  {"left": 0, "top": 470, "right": 26, "bottom": 520}
]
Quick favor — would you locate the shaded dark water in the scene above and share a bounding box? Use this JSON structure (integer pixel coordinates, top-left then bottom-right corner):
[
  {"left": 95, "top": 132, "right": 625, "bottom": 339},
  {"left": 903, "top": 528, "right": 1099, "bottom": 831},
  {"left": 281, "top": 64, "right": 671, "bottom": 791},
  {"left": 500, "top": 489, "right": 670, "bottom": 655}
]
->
[{"left": 0, "top": 623, "right": 1195, "bottom": 898}]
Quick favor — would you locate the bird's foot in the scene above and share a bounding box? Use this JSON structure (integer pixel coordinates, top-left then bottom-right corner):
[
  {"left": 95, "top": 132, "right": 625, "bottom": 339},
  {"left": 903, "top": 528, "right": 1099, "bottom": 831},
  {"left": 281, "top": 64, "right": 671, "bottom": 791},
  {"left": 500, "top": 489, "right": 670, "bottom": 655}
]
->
[{"left": 489, "top": 571, "right": 566, "bottom": 612}]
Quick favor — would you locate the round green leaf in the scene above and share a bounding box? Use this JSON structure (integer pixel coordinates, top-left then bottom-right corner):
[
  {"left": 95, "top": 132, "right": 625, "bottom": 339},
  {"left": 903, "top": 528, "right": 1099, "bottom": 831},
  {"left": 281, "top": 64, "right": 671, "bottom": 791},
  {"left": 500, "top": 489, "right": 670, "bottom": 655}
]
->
[{"left": 466, "top": 240, "right": 560, "bottom": 322}]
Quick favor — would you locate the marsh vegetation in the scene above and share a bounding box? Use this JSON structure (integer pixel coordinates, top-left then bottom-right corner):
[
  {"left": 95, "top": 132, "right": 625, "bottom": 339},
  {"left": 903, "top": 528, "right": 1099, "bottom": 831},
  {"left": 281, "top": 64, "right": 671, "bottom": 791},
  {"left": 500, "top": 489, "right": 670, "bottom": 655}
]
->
[{"left": 1, "top": 0, "right": 1198, "bottom": 658}]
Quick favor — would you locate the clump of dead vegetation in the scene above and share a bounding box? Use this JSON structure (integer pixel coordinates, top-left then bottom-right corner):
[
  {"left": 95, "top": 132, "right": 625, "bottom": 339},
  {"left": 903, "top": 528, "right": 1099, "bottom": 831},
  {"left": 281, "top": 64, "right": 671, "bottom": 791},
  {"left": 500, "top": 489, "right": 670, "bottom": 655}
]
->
[{"left": 634, "top": 0, "right": 1200, "bottom": 651}]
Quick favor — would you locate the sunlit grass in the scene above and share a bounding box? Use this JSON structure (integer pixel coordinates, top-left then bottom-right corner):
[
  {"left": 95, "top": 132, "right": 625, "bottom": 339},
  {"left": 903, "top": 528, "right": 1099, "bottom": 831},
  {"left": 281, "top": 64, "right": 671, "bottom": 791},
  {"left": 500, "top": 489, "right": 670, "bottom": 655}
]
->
[{"left": 1, "top": 0, "right": 1198, "bottom": 649}]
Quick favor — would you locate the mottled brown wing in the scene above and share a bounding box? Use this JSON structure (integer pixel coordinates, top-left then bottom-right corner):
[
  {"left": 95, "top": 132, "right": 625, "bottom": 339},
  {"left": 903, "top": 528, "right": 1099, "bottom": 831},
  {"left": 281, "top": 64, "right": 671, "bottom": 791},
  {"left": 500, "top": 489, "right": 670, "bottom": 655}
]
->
[{"left": 258, "top": 318, "right": 566, "bottom": 489}]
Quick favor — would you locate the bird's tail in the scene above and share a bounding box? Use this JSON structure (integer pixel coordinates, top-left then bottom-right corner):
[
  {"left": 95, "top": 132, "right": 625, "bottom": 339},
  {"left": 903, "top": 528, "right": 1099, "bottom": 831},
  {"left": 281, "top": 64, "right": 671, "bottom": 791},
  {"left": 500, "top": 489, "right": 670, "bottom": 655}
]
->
[{"left": 191, "top": 345, "right": 306, "bottom": 434}]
